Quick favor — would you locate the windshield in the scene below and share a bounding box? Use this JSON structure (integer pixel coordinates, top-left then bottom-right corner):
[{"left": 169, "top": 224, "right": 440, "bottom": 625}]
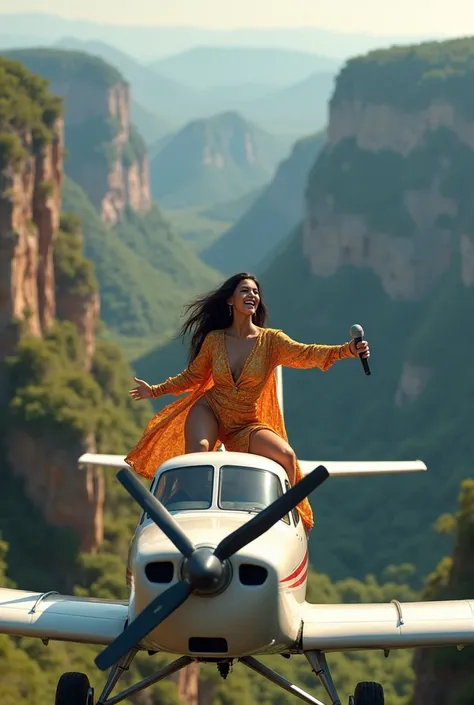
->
[
  {"left": 219, "top": 465, "right": 284, "bottom": 513},
  {"left": 154, "top": 465, "right": 214, "bottom": 511}
]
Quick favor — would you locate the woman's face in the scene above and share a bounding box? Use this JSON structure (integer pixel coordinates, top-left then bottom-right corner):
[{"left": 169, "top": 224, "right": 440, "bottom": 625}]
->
[{"left": 228, "top": 278, "right": 260, "bottom": 318}]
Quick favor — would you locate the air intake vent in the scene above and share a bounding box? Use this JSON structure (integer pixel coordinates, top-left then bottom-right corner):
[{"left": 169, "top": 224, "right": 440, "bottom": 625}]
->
[
  {"left": 239, "top": 564, "right": 268, "bottom": 586},
  {"left": 145, "top": 561, "right": 174, "bottom": 583},
  {"left": 189, "top": 637, "right": 228, "bottom": 653}
]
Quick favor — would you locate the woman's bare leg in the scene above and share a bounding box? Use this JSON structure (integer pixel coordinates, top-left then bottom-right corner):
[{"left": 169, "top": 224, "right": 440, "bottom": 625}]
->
[
  {"left": 248, "top": 428, "right": 297, "bottom": 485},
  {"left": 184, "top": 401, "right": 219, "bottom": 453}
]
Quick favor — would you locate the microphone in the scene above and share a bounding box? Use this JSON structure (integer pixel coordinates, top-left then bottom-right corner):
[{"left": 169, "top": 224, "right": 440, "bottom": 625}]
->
[{"left": 350, "top": 324, "right": 371, "bottom": 376}]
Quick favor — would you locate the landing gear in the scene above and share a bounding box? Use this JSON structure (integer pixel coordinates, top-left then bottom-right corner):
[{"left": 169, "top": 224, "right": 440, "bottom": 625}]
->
[
  {"left": 351, "top": 682, "right": 385, "bottom": 705},
  {"left": 354, "top": 681, "right": 385, "bottom": 705},
  {"left": 55, "top": 672, "right": 94, "bottom": 705}
]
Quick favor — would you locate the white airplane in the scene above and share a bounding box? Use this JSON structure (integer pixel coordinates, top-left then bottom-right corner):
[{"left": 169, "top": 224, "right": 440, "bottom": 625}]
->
[{"left": 0, "top": 366, "right": 473, "bottom": 705}]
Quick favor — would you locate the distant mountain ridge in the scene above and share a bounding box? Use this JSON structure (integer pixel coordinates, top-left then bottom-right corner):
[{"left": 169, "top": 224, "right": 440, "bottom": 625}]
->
[
  {"left": 149, "top": 46, "right": 341, "bottom": 87},
  {"left": 0, "top": 12, "right": 445, "bottom": 60},
  {"left": 149, "top": 111, "right": 288, "bottom": 209},
  {"left": 0, "top": 36, "right": 337, "bottom": 138}
]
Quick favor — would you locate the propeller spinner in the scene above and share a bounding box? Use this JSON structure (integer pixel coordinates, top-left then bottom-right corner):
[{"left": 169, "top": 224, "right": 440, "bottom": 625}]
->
[{"left": 94, "top": 464, "right": 329, "bottom": 671}]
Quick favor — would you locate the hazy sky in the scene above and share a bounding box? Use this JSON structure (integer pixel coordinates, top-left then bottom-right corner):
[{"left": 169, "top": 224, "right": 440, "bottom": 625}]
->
[{"left": 1, "top": 0, "right": 474, "bottom": 36}]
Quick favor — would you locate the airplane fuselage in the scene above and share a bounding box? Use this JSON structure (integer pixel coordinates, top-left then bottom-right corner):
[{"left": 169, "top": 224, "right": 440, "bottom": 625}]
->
[{"left": 126, "top": 453, "right": 309, "bottom": 658}]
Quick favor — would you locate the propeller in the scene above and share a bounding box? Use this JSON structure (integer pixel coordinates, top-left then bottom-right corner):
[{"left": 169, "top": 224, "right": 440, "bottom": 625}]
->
[{"left": 94, "top": 464, "right": 329, "bottom": 671}]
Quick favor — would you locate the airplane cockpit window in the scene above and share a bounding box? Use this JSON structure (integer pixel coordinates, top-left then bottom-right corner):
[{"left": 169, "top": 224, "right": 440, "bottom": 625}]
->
[
  {"left": 219, "top": 465, "right": 289, "bottom": 523},
  {"left": 154, "top": 465, "right": 214, "bottom": 511}
]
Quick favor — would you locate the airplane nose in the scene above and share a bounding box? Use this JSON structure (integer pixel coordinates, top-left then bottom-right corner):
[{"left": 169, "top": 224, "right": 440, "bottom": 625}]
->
[{"left": 181, "top": 546, "right": 232, "bottom": 596}]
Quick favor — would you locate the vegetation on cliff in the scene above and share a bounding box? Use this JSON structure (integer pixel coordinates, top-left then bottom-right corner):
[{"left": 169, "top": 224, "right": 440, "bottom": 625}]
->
[
  {"left": 2, "top": 48, "right": 123, "bottom": 88},
  {"left": 61, "top": 176, "right": 220, "bottom": 353},
  {"left": 332, "top": 37, "right": 474, "bottom": 116},
  {"left": 0, "top": 56, "right": 62, "bottom": 169}
]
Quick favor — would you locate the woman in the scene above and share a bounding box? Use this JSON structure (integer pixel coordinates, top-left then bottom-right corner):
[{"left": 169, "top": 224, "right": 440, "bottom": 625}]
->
[{"left": 127, "top": 272, "right": 370, "bottom": 532}]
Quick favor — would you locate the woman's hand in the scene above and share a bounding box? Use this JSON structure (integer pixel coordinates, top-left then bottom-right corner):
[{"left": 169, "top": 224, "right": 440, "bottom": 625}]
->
[
  {"left": 350, "top": 339, "right": 370, "bottom": 358},
  {"left": 129, "top": 377, "right": 153, "bottom": 400}
]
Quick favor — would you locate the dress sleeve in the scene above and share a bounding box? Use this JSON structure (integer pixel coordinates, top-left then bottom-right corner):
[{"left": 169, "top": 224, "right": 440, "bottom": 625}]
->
[
  {"left": 150, "top": 332, "right": 214, "bottom": 397},
  {"left": 271, "top": 329, "right": 357, "bottom": 371}
]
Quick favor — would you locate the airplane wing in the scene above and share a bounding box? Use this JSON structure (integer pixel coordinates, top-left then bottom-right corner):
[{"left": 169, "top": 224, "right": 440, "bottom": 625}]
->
[
  {"left": 299, "top": 460, "right": 427, "bottom": 476},
  {"left": 301, "top": 599, "right": 474, "bottom": 652},
  {"left": 0, "top": 588, "right": 128, "bottom": 646},
  {"left": 78, "top": 453, "right": 130, "bottom": 469}
]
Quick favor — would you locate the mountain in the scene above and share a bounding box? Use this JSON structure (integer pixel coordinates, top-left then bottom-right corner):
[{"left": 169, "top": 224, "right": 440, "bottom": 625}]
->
[
  {"left": 0, "top": 12, "right": 445, "bottom": 60},
  {"left": 150, "top": 47, "right": 341, "bottom": 88},
  {"left": 52, "top": 37, "right": 199, "bottom": 118},
  {"left": 203, "top": 132, "right": 325, "bottom": 272},
  {"left": 50, "top": 37, "right": 333, "bottom": 136},
  {"left": 149, "top": 112, "right": 288, "bottom": 209},
  {"left": 256, "top": 36, "right": 474, "bottom": 585},
  {"left": 0, "top": 46, "right": 221, "bottom": 352}
]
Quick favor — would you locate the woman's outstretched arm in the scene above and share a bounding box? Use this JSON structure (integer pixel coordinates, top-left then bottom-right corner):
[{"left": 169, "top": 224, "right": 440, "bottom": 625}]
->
[
  {"left": 130, "top": 332, "right": 214, "bottom": 401},
  {"left": 271, "top": 329, "right": 368, "bottom": 372}
]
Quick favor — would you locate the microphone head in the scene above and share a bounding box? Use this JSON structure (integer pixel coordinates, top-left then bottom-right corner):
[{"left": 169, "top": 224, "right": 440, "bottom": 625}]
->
[{"left": 350, "top": 324, "right": 364, "bottom": 339}]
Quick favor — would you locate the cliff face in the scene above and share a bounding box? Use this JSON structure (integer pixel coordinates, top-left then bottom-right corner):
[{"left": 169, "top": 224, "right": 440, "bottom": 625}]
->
[
  {"left": 258, "top": 37, "right": 474, "bottom": 588},
  {"left": 2, "top": 49, "right": 151, "bottom": 226},
  {"left": 0, "top": 56, "right": 103, "bottom": 552},
  {"left": 303, "top": 40, "right": 474, "bottom": 306}
]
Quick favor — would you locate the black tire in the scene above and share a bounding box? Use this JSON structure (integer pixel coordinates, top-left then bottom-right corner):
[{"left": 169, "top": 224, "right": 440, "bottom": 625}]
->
[
  {"left": 353, "top": 681, "right": 384, "bottom": 705},
  {"left": 55, "top": 672, "right": 94, "bottom": 705}
]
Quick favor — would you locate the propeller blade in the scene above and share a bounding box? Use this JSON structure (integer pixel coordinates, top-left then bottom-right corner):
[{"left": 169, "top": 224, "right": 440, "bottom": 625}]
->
[
  {"left": 95, "top": 579, "right": 192, "bottom": 671},
  {"left": 214, "top": 465, "right": 329, "bottom": 561},
  {"left": 117, "top": 468, "right": 195, "bottom": 558}
]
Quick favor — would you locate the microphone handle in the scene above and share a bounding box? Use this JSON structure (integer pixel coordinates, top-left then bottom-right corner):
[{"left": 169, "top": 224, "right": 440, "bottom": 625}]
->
[{"left": 353, "top": 336, "right": 371, "bottom": 376}]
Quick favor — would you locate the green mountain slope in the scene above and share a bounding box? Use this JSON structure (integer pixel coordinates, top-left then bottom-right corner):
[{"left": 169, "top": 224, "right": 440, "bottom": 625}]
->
[
  {"left": 203, "top": 132, "right": 325, "bottom": 272},
  {"left": 150, "top": 112, "right": 287, "bottom": 209},
  {"left": 62, "top": 176, "right": 221, "bottom": 349}
]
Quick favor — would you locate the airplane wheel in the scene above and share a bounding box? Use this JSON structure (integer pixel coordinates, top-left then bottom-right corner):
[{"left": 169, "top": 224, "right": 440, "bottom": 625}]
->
[
  {"left": 55, "top": 672, "right": 94, "bottom": 705},
  {"left": 353, "top": 681, "right": 384, "bottom": 704}
]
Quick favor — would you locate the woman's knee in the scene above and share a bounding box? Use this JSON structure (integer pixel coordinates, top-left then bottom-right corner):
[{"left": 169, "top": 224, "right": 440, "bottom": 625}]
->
[
  {"left": 187, "top": 438, "right": 211, "bottom": 453},
  {"left": 280, "top": 446, "right": 297, "bottom": 482}
]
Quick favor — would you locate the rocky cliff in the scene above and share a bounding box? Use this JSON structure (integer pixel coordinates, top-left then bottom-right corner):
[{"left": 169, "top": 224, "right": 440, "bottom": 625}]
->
[
  {"left": 2, "top": 48, "right": 151, "bottom": 226},
  {"left": 303, "top": 39, "right": 474, "bottom": 303},
  {"left": 257, "top": 37, "right": 474, "bottom": 585},
  {"left": 0, "top": 56, "right": 103, "bottom": 552}
]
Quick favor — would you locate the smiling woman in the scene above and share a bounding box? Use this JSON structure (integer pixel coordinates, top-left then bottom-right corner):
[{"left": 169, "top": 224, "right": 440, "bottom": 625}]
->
[{"left": 126, "top": 272, "right": 370, "bottom": 532}]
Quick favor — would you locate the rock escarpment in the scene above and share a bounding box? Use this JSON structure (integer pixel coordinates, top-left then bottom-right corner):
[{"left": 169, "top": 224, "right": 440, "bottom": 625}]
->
[
  {"left": 3, "top": 48, "right": 151, "bottom": 225},
  {"left": 301, "top": 39, "right": 474, "bottom": 407},
  {"left": 0, "top": 56, "right": 103, "bottom": 551},
  {"left": 259, "top": 37, "right": 474, "bottom": 588}
]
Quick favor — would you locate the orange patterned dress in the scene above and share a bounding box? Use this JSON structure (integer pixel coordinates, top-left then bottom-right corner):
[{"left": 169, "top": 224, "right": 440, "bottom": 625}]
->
[{"left": 125, "top": 327, "right": 357, "bottom": 531}]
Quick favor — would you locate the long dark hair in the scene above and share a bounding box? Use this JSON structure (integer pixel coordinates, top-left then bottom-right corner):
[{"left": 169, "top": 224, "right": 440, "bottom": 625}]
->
[{"left": 178, "top": 272, "right": 269, "bottom": 363}]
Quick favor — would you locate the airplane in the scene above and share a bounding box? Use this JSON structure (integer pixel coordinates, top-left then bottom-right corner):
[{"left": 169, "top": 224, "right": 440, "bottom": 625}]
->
[{"left": 0, "top": 365, "right": 473, "bottom": 705}]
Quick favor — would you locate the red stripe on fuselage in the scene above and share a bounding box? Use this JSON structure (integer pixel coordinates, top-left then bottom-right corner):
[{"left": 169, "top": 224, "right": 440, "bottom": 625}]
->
[
  {"left": 280, "top": 550, "right": 308, "bottom": 583},
  {"left": 287, "top": 565, "right": 308, "bottom": 589}
]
